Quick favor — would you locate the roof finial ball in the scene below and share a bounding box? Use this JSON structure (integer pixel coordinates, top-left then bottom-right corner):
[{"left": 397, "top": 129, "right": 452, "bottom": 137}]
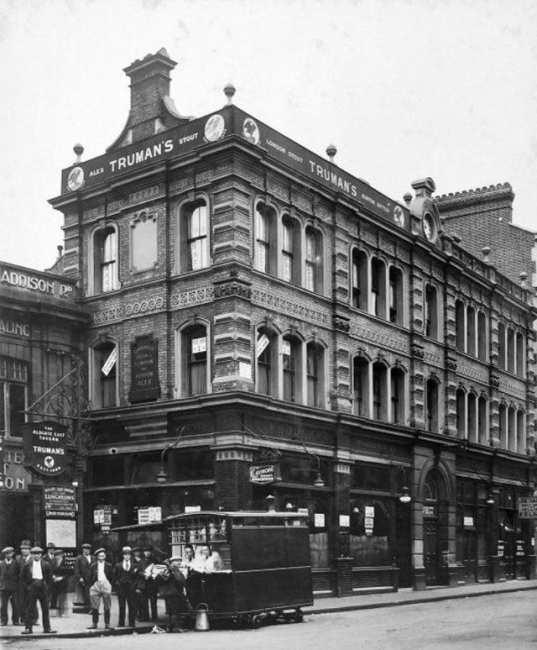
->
[
  {"left": 73, "top": 143, "right": 84, "bottom": 164},
  {"left": 326, "top": 144, "right": 337, "bottom": 162},
  {"left": 224, "top": 82, "right": 236, "bottom": 106}
]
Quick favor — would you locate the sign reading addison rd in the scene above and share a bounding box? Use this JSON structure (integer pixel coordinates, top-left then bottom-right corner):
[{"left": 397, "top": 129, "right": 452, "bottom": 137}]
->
[
  {"left": 129, "top": 335, "right": 160, "bottom": 403},
  {"left": 23, "top": 421, "right": 68, "bottom": 476},
  {"left": 518, "top": 497, "right": 537, "bottom": 518},
  {"left": 44, "top": 486, "right": 76, "bottom": 518}
]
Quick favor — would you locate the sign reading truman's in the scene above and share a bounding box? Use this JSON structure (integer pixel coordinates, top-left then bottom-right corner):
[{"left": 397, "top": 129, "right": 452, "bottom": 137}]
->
[{"left": 23, "top": 420, "right": 68, "bottom": 476}]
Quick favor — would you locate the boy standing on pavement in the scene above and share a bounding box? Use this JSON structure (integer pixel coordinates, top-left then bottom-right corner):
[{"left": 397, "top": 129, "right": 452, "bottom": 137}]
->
[
  {"left": 87, "top": 548, "right": 114, "bottom": 630},
  {"left": 0, "top": 547, "right": 20, "bottom": 626}
]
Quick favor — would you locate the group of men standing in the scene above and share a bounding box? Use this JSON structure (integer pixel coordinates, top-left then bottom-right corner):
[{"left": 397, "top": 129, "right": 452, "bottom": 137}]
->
[{"left": 0, "top": 541, "right": 62, "bottom": 635}]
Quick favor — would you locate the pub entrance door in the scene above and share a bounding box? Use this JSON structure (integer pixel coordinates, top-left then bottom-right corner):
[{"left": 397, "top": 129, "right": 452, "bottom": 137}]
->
[{"left": 423, "top": 515, "right": 440, "bottom": 586}]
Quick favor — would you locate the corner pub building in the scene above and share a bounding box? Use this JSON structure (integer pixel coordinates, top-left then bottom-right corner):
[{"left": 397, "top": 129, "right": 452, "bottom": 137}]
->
[{"left": 47, "top": 49, "right": 537, "bottom": 596}]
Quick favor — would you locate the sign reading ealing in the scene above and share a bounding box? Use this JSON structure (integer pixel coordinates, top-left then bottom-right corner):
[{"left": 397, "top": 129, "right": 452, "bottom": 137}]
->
[
  {"left": 23, "top": 420, "right": 68, "bottom": 476},
  {"left": 60, "top": 106, "right": 408, "bottom": 227}
]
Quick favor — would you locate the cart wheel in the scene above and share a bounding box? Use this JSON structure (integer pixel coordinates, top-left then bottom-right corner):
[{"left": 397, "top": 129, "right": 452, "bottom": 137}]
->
[
  {"left": 293, "top": 609, "right": 304, "bottom": 623},
  {"left": 251, "top": 614, "right": 263, "bottom": 629}
]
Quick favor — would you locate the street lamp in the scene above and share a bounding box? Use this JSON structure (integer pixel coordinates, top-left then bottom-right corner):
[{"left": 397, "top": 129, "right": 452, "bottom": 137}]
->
[{"left": 156, "top": 426, "right": 190, "bottom": 484}]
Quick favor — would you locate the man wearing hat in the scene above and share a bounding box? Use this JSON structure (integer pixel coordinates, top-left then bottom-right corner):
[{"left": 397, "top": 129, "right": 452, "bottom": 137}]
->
[
  {"left": 43, "top": 543, "right": 55, "bottom": 566},
  {"left": 15, "top": 541, "right": 35, "bottom": 627},
  {"left": 113, "top": 546, "right": 142, "bottom": 628},
  {"left": 0, "top": 547, "right": 20, "bottom": 626},
  {"left": 74, "top": 543, "right": 94, "bottom": 613},
  {"left": 156, "top": 556, "right": 191, "bottom": 633},
  {"left": 87, "top": 548, "right": 115, "bottom": 630},
  {"left": 51, "top": 549, "right": 70, "bottom": 616},
  {"left": 20, "top": 547, "right": 56, "bottom": 635}
]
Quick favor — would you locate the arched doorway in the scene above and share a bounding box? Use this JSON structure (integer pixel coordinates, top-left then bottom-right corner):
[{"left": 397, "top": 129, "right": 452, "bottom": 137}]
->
[{"left": 422, "top": 468, "right": 449, "bottom": 587}]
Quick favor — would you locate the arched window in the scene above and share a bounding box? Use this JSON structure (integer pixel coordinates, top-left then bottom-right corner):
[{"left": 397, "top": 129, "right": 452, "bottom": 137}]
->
[
  {"left": 517, "top": 410, "right": 525, "bottom": 453},
  {"left": 467, "top": 392, "right": 477, "bottom": 443},
  {"left": 305, "top": 227, "right": 323, "bottom": 293},
  {"left": 389, "top": 266, "right": 404, "bottom": 325},
  {"left": 372, "top": 362, "right": 388, "bottom": 421},
  {"left": 425, "top": 378, "right": 440, "bottom": 433},
  {"left": 508, "top": 406, "right": 516, "bottom": 451},
  {"left": 455, "top": 300, "right": 465, "bottom": 351},
  {"left": 91, "top": 226, "right": 119, "bottom": 294},
  {"left": 498, "top": 323, "right": 506, "bottom": 369},
  {"left": 478, "top": 395, "right": 487, "bottom": 445},
  {"left": 456, "top": 388, "right": 466, "bottom": 439},
  {"left": 467, "top": 306, "right": 476, "bottom": 357},
  {"left": 256, "top": 327, "right": 278, "bottom": 396},
  {"left": 507, "top": 329, "right": 515, "bottom": 373},
  {"left": 371, "top": 257, "right": 386, "bottom": 318},
  {"left": 351, "top": 249, "right": 368, "bottom": 311},
  {"left": 477, "top": 311, "right": 487, "bottom": 360},
  {"left": 498, "top": 403, "right": 507, "bottom": 448},
  {"left": 178, "top": 201, "right": 209, "bottom": 272},
  {"left": 283, "top": 335, "right": 302, "bottom": 403},
  {"left": 255, "top": 204, "right": 277, "bottom": 275},
  {"left": 180, "top": 323, "right": 208, "bottom": 396},
  {"left": 306, "top": 342, "right": 325, "bottom": 408},
  {"left": 90, "top": 341, "right": 118, "bottom": 408},
  {"left": 390, "top": 366, "right": 405, "bottom": 424},
  {"left": 425, "top": 284, "right": 438, "bottom": 339},
  {"left": 516, "top": 333, "right": 525, "bottom": 377},
  {"left": 353, "top": 356, "right": 369, "bottom": 417},
  {"left": 281, "top": 215, "right": 301, "bottom": 285}
]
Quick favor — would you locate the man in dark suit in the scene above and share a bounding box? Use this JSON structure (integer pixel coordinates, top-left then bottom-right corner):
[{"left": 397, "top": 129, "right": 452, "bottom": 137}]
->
[
  {"left": 15, "top": 540, "right": 34, "bottom": 627},
  {"left": 87, "top": 548, "right": 115, "bottom": 630},
  {"left": 74, "top": 543, "right": 94, "bottom": 612},
  {"left": 20, "top": 547, "right": 56, "bottom": 635},
  {"left": 113, "top": 546, "right": 141, "bottom": 628},
  {"left": 51, "top": 549, "right": 70, "bottom": 616},
  {"left": 0, "top": 547, "right": 21, "bottom": 626}
]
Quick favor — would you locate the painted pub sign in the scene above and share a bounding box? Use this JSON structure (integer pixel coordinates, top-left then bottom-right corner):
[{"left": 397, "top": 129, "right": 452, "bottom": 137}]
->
[
  {"left": 22, "top": 420, "right": 68, "bottom": 476},
  {"left": 129, "top": 335, "right": 160, "bottom": 403}
]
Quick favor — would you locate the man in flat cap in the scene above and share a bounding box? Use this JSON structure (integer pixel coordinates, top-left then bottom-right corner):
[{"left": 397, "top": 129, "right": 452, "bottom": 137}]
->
[
  {"left": 0, "top": 547, "right": 20, "bottom": 626},
  {"left": 74, "top": 543, "right": 94, "bottom": 612},
  {"left": 113, "top": 546, "right": 141, "bottom": 628},
  {"left": 20, "top": 547, "right": 56, "bottom": 635},
  {"left": 43, "top": 543, "right": 55, "bottom": 566},
  {"left": 87, "top": 548, "right": 115, "bottom": 630},
  {"left": 51, "top": 549, "right": 70, "bottom": 616},
  {"left": 15, "top": 541, "right": 35, "bottom": 627}
]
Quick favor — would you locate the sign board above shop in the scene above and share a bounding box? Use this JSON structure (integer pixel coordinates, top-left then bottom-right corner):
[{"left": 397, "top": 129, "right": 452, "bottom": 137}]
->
[
  {"left": 59, "top": 106, "right": 409, "bottom": 227},
  {"left": 518, "top": 497, "right": 537, "bottom": 518},
  {"left": 22, "top": 420, "right": 68, "bottom": 477}
]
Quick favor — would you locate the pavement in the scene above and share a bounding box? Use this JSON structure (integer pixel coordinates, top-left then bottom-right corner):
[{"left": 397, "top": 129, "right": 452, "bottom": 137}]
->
[{"left": 2, "top": 578, "right": 537, "bottom": 640}]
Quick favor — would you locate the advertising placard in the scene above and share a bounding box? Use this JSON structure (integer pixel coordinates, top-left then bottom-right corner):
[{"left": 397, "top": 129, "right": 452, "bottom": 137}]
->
[
  {"left": 129, "top": 335, "right": 160, "bottom": 403},
  {"left": 44, "top": 486, "right": 76, "bottom": 518},
  {"left": 518, "top": 497, "right": 537, "bottom": 518},
  {"left": 249, "top": 464, "right": 281, "bottom": 484}
]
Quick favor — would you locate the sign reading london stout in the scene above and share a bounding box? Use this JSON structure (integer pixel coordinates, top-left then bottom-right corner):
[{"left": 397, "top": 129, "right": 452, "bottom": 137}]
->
[
  {"left": 23, "top": 420, "right": 68, "bottom": 476},
  {"left": 129, "top": 335, "right": 160, "bottom": 403}
]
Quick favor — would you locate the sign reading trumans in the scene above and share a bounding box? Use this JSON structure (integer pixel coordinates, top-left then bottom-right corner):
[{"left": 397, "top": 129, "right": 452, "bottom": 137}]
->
[
  {"left": 23, "top": 420, "right": 68, "bottom": 476},
  {"left": 60, "top": 106, "right": 408, "bottom": 227}
]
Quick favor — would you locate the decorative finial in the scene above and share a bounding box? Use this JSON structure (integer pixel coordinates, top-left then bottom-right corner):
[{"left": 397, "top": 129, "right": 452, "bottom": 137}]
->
[
  {"left": 482, "top": 246, "right": 491, "bottom": 263},
  {"left": 73, "top": 143, "right": 84, "bottom": 163},
  {"left": 520, "top": 271, "right": 528, "bottom": 287},
  {"left": 224, "top": 83, "right": 236, "bottom": 106},
  {"left": 326, "top": 143, "right": 337, "bottom": 161},
  {"left": 403, "top": 192, "right": 412, "bottom": 206}
]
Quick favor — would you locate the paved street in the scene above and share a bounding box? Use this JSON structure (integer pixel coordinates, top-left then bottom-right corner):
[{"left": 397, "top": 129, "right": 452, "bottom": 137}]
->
[{"left": 4, "top": 591, "right": 537, "bottom": 650}]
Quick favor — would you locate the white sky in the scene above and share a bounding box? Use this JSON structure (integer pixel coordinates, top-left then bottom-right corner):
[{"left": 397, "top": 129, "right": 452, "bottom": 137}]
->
[{"left": 1, "top": 0, "right": 536, "bottom": 271}]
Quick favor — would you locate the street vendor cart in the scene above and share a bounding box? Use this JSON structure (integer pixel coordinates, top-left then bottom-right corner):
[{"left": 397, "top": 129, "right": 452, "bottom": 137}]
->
[{"left": 166, "top": 510, "right": 313, "bottom": 627}]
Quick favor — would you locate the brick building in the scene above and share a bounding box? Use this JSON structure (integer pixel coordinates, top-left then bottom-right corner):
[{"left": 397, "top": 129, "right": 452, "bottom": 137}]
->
[
  {"left": 0, "top": 260, "right": 88, "bottom": 549},
  {"left": 47, "top": 49, "right": 537, "bottom": 595},
  {"left": 435, "top": 184, "right": 536, "bottom": 288}
]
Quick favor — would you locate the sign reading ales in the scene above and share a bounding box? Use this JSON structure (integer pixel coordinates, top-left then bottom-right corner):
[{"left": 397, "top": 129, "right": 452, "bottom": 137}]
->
[
  {"left": 129, "top": 335, "right": 160, "bottom": 403},
  {"left": 23, "top": 420, "right": 68, "bottom": 476}
]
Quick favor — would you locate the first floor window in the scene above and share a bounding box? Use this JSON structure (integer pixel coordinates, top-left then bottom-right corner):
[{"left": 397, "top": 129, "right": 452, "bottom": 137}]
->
[
  {"left": 92, "top": 342, "right": 117, "bottom": 408},
  {"left": 182, "top": 325, "right": 208, "bottom": 396}
]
